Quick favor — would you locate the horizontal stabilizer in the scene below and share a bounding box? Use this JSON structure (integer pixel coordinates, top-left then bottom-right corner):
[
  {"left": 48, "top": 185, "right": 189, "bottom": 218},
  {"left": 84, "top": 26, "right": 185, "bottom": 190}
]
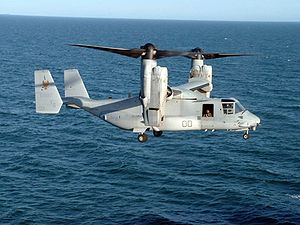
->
[{"left": 34, "top": 70, "right": 63, "bottom": 114}]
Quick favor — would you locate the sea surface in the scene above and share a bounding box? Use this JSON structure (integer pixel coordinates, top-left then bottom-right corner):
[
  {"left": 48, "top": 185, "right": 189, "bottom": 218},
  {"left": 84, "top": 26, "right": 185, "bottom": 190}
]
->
[{"left": 0, "top": 15, "right": 300, "bottom": 224}]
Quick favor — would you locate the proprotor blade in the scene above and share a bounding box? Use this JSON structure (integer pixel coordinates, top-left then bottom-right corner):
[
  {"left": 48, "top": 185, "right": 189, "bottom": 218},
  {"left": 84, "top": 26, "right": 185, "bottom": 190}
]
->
[
  {"left": 156, "top": 50, "right": 193, "bottom": 59},
  {"left": 140, "top": 43, "right": 192, "bottom": 59},
  {"left": 202, "top": 53, "right": 253, "bottom": 59},
  {"left": 70, "top": 43, "right": 252, "bottom": 60},
  {"left": 70, "top": 43, "right": 196, "bottom": 60},
  {"left": 185, "top": 47, "right": 253, "bottom": 59},
  {"left": 69, "top": 44, "right": 145, "bottom": 58}
]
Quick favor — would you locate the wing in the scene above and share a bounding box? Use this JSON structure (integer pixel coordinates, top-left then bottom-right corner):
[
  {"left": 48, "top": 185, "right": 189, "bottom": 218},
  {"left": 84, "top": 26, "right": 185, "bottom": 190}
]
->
[{"left": 175, "top": 77, "right": 209, "bottom": 91}]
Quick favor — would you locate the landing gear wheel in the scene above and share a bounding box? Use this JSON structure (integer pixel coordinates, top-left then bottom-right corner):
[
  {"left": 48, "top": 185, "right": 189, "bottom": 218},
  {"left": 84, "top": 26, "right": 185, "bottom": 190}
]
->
[
  {"left": 138, "top": 133, "right": 148, "bottom": 142},
  {"left": 153, "top": 130, "right": 163, "bottom": 137},
  {"left": 243, "top": 133, "right": 250, "bottom": 140}
]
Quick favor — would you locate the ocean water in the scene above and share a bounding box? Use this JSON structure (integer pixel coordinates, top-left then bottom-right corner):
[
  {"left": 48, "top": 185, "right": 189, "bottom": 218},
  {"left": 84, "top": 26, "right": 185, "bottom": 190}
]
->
[{"left": 0, "top": 15, "right": 300, "bottom": 224}]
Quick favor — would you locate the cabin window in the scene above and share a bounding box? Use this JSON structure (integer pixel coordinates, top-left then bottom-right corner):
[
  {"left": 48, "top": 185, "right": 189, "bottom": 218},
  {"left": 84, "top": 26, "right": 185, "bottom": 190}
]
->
[
  {"left": 222, "top": 103, "right": 234, "bottom": 114},
  {"left": 202, "top": 104, "right": 214, "bottom": 117}
]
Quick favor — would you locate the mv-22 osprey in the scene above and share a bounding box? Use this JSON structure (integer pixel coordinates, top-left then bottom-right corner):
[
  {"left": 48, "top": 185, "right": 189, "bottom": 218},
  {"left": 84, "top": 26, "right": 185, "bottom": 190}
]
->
[{"left": 34, "top": 43, "right": 260, "bottom": 142}]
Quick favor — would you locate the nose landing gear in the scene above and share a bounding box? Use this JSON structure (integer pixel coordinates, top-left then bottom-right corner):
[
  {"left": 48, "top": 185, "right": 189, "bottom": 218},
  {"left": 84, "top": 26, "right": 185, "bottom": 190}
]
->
[
  {"left": 138, "top": 133, "right": 148, "bottom": 142},
  {"left": 243, "top": 129, "right": 251, "bottom": 140}
]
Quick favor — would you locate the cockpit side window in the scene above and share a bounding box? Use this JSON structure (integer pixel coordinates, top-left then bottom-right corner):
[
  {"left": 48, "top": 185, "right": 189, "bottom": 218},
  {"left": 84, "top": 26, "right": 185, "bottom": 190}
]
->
[
  {"left": 222, "top": 103, "right": 234, "bottom": 115},
  {"left": 221, "top": 99, "right": 245, "bottom": 115}
]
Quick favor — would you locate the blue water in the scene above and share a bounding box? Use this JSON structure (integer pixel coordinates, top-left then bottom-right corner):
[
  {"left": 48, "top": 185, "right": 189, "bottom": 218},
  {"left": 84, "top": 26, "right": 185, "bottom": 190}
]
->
[{"left": 0, "top": 15, "right": 300, "bottom": 224}]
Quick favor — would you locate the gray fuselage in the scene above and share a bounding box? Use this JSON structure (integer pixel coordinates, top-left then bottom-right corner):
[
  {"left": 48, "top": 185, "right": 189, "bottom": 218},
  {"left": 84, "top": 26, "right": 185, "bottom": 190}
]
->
[{"left": 65, "top": 89, "right": 260, "bottom": 133}]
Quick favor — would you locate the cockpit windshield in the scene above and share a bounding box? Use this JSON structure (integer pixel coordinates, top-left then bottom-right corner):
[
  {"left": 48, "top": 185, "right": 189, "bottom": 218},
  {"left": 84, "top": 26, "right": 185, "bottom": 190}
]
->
[
  {"left": 221, "top": 99, "right": 245, "bottom": 115},
  {"left": 235, "top": 101, "right": 245, "bottom": 113}
]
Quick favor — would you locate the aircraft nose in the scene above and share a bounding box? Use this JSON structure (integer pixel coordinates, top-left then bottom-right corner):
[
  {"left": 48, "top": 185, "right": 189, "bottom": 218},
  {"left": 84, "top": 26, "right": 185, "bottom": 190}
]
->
[
  {"left": 255, "top": 115, "right": 261, "bottom": 125},
  {"left": 247, "top": 112, "right": 260, "bottom": 129},
  {"left": 238, "top": 111, "right": 261, "bottom": 130},
  {"left": 252, "top": 114, "right": 261, "bottom": 130}
]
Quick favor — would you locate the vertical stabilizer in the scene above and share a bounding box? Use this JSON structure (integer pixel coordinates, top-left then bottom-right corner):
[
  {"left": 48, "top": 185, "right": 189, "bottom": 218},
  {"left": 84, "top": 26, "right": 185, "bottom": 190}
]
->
[
  {"left": 64, "top": 69, "right": 90, "bottom": 98},
  {"left": 34, "top": 70, "right": 63, "bottom": 114}
]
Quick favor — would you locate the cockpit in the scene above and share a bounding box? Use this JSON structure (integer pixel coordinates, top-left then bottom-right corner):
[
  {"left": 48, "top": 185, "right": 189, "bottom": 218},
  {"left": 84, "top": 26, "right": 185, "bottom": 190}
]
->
[{"left": 221, "top": 98, "right": 245, "bottom": 115}]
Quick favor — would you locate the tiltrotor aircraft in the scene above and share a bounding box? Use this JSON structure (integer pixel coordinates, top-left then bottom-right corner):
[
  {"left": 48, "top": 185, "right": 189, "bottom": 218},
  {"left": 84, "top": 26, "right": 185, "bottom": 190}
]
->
[{"left": 34, "top": 43, "right": 260, "bottom": 142}]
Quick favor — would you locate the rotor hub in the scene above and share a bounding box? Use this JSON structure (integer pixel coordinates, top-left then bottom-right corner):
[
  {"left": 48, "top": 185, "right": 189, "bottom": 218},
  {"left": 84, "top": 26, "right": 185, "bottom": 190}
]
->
[
  {"left": 141, "top": 43, "right": 157, "bottom": 59},
  {"left": 192, "top": 47, "right": 204, "bottom": 60}
]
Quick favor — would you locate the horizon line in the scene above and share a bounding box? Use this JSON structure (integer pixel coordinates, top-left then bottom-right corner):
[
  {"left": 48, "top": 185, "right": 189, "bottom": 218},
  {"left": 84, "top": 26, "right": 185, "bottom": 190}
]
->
[{"left": 1, "top": 13, "right": 300, "bottom": 23}]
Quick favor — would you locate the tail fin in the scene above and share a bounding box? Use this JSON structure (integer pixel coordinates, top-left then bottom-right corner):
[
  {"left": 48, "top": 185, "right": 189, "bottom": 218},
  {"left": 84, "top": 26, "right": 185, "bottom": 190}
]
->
[
  {"left": 64, "top": 69, "right": 89, "bottom": 98},
  {"left": 34, "top": 70, "right": 63, "bottom": 114}
]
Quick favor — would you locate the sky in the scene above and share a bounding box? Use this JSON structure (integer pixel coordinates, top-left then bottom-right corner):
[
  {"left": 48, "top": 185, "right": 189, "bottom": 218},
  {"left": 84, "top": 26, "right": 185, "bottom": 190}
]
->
[{"left": 0, "top": 0, "right": 300, "bottom": 22}]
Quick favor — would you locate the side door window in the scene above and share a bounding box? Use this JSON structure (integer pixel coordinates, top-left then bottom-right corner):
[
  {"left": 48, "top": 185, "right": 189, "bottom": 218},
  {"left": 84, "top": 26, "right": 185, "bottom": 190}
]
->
[{"left": 202, "top": 104, "right": 214, "bottom": 117}]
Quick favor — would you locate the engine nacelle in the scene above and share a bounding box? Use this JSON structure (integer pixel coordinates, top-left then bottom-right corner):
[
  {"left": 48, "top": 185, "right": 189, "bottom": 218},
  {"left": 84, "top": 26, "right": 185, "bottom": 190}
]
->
[
  {"left": 189, "top": 63, "right": 213, "bottom": 97},
  {"left": 140, "top": 59, "right": 157, "bottom": 107},
  {"left": 146, "top": 66, "right": 168, "bottom": 127}
]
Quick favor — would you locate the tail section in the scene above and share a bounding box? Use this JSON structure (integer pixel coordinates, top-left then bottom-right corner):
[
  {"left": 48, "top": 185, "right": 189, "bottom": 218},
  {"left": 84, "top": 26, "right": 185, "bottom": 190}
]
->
[
  {"left": 64, "top": 69, "right": 89, "bottom": 98},
  {"left": 34, "top": 70, "right": 63, "bottom": 114}
]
